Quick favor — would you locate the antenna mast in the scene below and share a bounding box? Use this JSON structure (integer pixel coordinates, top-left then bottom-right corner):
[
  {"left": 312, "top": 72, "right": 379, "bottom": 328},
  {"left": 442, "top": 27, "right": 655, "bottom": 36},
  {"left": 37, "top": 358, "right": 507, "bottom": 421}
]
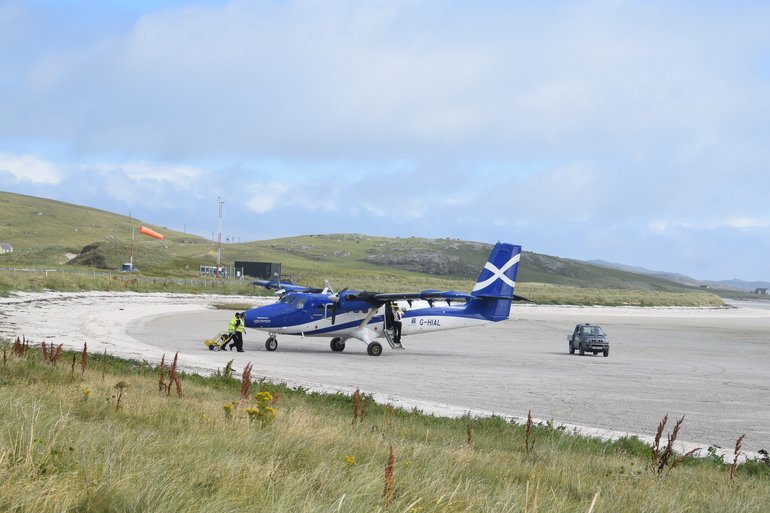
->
[{"left": 216, "top": 196, "right": 224, "bottom": 277}]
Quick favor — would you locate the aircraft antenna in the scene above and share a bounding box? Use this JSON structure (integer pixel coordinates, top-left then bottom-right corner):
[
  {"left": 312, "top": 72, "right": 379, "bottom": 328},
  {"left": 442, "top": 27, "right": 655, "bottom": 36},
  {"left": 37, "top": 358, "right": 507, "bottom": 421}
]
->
[{"left": 216, "top": 196, "right": 224, "bottom": 277}]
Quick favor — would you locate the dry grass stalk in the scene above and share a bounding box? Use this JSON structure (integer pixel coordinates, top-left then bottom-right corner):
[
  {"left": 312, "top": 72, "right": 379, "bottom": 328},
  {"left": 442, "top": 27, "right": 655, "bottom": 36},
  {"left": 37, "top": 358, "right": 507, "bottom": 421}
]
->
[
  {"left": 352, "top": 388, "right": 360, "bottom": 426},
  {"left": 586, "top": 491, "right": 600, "bottom": 513},
  {"left": 70, "top": 353, "right": 76, "bottom": 375},
  {"left": 658, "top": 415, "right": 684, "bottom": 473},
  {"left": 730, "top": 434, "right": 746, "bottom": 483},
  {"left": 158, "top": 354, "right": 166, "bottom": 392},
  {"left": 169, "top": 352, "right": 182, "bottom": 398},
  {"left": 114, "top": 381, "right": 128, "bottom": 410},
  {"left": 174, "top": 373, "right": 183, "bottom": 398},
  {"left": 80, "top": 342, "right": 88, "bottom": 374},
  {"left": 240, "top": 362, "right": 253, "bottom": 402},
  {"left": 360, "top": 394, "right": 368, "bottom": 423},
  {"left": 100, "top": 349, "right": 107, "bottom": 382},
  {"left": 3, "top": 348, "right": 6, "bottom": 367},
  {"left": 384, "top": 445, "right": 395, "bottom": 506},
  {"left": 41, "top": 341, "right": 64, "bottom": 367},
  {"left": 467, "top": 422, "right": 473, "bottom": 446},
  {"left": 651, "top": 414, "right": 668, "bottom": 471},
  {"left": 525, "top": 410, "right": 535, "bottom": 454},
  {"left": 652, "top": 414, "right": 695, "bottom": 475},
  {"left": 51, "top": 343, "right": 63, "bottom": 367},
  {"left": 13, "top": 337, "right": 22, "bottom": 357},
  {"left": 668, "top": 447, "right": 702, "bottom": 474}
]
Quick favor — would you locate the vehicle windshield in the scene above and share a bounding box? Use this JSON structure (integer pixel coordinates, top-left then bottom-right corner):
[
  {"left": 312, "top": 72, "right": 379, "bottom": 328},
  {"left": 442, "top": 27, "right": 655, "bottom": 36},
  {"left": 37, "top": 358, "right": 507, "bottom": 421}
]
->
[{"left": 580, "top": 326, "right": 605, "bottom": 336}]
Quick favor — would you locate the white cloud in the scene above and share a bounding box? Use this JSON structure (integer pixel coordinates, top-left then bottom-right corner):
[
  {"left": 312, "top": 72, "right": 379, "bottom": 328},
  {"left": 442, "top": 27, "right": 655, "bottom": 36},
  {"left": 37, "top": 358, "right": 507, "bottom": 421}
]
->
[
  {"left": 723, "top": 217, "right": 769, "bottom": 229},
  {"left": 0, "top": 153, "right": 62, "bottom": 184},
  {"left": 245, "top": 182, "right": 292, "bottom": 214},
  {"left": 92, "top": 162, "right": 205, "bottom": 188}
]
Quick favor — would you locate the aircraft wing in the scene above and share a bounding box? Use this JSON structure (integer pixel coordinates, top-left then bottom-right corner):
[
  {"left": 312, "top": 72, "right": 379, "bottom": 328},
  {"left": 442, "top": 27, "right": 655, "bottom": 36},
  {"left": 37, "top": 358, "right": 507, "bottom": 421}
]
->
[
  {"left": 353, "top": 289, "right": 530, "bottom": 303},
  {"left": 252, "top": 280, "right": 325, "bottom": 293},
  {"left": 374, "top": 290, "right": 473, "bottom": 302},
  {"left": 346, "top": 290, "right": 475, "bottom": 303}
]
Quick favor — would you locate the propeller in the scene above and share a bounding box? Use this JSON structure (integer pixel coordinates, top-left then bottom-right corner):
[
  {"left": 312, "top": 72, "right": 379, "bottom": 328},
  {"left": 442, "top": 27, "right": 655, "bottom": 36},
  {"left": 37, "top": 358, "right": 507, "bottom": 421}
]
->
[{"left": 328, "top": 288, "right": 349, "bottom": 325}]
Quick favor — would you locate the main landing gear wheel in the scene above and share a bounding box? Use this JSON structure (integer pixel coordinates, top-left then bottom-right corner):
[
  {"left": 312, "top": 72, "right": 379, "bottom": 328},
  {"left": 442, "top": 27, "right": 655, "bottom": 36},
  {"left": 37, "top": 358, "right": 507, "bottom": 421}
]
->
[
  {"left": 265, "top": 337, "right": 278, "bottom": 351},
  {"left": 330, "top": 337, "right": 346, "bottom": 352},
  {"left": 366, "top": 341, "right": 383, "bottom": 357}
]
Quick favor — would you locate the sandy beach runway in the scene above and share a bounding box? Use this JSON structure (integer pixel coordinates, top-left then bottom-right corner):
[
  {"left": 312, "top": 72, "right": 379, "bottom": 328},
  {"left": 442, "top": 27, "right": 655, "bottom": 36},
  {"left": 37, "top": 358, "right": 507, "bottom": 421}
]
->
[{"left": 2, "top": 291, "right": 768, "bottom": 458}]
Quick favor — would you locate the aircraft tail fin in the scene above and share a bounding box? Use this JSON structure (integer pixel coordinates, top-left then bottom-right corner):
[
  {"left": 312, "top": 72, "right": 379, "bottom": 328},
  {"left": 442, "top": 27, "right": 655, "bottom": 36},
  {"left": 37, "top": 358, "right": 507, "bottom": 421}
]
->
[
  {"left": 468, "top": 242, "right": 522, "bottom": 321},
  {"left": 471, "top": 242, "right": 521, "bottom": 299}
]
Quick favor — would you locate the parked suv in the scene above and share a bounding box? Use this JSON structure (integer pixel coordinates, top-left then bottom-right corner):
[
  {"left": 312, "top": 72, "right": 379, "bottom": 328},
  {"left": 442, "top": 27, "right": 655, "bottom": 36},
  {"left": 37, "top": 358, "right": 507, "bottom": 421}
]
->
[{"left": 568, "top": 324, "right": 609, "bottom": 357}]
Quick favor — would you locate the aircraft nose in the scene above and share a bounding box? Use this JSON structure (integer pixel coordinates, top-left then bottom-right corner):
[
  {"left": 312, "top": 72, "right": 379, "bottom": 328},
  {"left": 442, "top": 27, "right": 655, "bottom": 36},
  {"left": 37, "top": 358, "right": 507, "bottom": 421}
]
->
[{"left": 243, "top": 303, "right": 288, "bottom": 328}]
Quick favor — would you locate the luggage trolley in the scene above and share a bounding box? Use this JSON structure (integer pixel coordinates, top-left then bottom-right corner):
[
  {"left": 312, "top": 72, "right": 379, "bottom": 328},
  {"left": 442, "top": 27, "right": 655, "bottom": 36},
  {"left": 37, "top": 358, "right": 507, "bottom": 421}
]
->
[{"left": 204, "top": 332, "right": 233, "bottom": 351}]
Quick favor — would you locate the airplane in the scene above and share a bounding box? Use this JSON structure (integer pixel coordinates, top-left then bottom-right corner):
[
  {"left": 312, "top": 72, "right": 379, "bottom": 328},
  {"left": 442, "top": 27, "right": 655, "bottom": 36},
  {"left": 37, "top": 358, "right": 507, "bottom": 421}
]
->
[{"left": 242, "top": 242, "right": 523, "bottom": 356}]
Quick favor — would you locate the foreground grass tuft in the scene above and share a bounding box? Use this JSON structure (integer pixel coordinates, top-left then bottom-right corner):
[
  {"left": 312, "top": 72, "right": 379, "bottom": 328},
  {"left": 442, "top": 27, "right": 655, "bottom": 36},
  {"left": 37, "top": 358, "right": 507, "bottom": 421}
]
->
[{"left": 1, "top": 340, "right": 768, "bottom": 513}]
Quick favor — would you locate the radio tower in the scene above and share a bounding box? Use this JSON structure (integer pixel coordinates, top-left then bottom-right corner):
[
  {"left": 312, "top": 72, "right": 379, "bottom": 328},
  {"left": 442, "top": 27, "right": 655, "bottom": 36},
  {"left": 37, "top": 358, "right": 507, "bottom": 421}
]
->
[{"left": 216, "top": 196, "right": 224, "bottom": 277}]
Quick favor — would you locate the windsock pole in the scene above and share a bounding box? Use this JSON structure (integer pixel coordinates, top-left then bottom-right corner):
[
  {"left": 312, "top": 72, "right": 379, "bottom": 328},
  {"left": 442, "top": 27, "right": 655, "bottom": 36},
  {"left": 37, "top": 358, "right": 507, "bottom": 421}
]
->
[{"left": 130, "top": 227, "right": 135, "bottom": 268}]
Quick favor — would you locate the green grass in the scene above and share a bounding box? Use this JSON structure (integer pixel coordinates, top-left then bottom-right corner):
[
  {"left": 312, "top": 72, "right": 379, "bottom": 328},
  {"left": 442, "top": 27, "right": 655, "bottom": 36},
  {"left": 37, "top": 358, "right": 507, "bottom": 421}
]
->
[{"left": 1, "top": 341, "right": 768, "bottom": 513}]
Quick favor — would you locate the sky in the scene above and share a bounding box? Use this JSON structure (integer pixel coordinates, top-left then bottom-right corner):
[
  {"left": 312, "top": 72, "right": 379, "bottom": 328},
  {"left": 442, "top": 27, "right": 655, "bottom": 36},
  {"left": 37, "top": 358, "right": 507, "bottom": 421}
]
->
[{"left": 1, "top": 0, "right": 769, "bottom": 282}]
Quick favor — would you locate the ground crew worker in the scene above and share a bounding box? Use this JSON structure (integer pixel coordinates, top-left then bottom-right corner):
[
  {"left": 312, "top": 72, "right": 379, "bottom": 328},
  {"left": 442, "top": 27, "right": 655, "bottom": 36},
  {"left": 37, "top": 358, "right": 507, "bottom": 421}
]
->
[
  {"left": 226, "top": 312, "right": 239, "bottom": 351},
  {"left": 233, "top": 312, "right": 246, "bottom": 352}
]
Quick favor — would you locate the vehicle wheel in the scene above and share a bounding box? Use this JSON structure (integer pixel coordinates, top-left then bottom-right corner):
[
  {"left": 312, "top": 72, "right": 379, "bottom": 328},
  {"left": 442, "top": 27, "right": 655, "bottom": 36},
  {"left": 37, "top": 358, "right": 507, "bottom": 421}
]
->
[
  {"left": 593, "top": 351, "right": 598, "bottom": 355},
  {"left": 265, "top": 337, "right": 278, "bottom": 351},
  {"left": 569, "top": 342, "right": 575, "bottom": 354},
  {"left": 603, "top": 348, "right": 609, "bottom": 357},
  {"left": 579, "top": 343, "right": 585, "bottom": 356},
  {"left": 330, "top": 337, "right": 346, "bottom": 352},
  {"left": 367, "top": 341, "right": 383, "bottom": 356}
]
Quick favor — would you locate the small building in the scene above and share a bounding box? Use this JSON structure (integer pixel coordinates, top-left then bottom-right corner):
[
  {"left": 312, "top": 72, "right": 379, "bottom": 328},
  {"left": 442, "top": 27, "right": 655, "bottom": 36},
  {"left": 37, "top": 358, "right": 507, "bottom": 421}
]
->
[
  {"left": 0, "top": 242, "right": 13, "bottom": 254},
  {"left": 234, "top": 261, "right": 282, "bottom": 279},
  {"left": 753, "top": 288, "right": 768, "bottom": 295}
]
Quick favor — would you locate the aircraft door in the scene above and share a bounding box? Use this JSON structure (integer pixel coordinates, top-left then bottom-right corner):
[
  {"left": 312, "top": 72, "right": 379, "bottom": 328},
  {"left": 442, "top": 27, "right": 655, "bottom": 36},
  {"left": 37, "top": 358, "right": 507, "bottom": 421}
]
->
[{"left": 384, "top": 303, "right": 394, "bottom": 331}]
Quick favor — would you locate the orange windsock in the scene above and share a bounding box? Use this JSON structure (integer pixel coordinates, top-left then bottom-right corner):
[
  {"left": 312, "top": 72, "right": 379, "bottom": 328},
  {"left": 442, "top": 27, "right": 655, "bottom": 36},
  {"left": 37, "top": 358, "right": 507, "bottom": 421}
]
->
[{"left": 139, "top": 226, "right": 164, "bottom": 240}]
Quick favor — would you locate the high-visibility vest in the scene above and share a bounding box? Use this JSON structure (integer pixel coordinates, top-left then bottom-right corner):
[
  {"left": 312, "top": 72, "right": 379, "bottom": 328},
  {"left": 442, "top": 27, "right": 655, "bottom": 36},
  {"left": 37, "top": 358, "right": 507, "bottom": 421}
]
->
[
  {"left": 235, "top": 317, "right": 245, "bottom": 333},
  {"left": 228, "top": 316, "right": 238, "bottom": 332}
]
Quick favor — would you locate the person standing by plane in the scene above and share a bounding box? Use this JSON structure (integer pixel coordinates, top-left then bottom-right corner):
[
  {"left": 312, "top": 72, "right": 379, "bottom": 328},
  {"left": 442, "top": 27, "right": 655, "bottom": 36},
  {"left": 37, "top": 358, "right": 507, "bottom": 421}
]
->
[
  {"left": 226, "top": 312, "right": 239, "bottom": 351},
  {"left": 233, "top": 312, "right": 246, "bottom": 352},
  {"left": 393, "top": 305, "right": 403, "bottom": 344}
]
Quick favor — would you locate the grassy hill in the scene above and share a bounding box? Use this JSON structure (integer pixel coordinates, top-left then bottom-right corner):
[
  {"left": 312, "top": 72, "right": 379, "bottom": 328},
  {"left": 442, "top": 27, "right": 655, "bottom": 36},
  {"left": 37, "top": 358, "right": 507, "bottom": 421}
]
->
[{"left": 0, "top": 191, "right": 734, "bottom": 305}]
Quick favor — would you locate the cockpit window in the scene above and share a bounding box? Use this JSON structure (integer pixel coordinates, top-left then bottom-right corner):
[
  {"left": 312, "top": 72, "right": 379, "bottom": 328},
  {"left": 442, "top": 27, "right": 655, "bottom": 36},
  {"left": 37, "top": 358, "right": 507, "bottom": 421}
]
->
[{"left": 279, "top": 294, "right": 299, "bottom": 305}]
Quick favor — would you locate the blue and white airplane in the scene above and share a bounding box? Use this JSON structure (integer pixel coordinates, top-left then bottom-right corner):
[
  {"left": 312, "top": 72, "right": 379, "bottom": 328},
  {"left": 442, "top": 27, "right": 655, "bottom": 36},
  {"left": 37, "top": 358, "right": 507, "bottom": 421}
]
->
[{"left": 242, "top": 242, "right": 523, "bottom": 356}]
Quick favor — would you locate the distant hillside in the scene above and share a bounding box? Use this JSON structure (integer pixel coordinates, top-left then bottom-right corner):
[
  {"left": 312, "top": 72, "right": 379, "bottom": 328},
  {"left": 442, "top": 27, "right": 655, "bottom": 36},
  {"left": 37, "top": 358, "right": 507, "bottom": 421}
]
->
[
  {"left": 0, "top": 191, "right": 745, "bottom": 296},
  {"left": 589, "top": 259, "right": 770, "bottom": 293}
]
